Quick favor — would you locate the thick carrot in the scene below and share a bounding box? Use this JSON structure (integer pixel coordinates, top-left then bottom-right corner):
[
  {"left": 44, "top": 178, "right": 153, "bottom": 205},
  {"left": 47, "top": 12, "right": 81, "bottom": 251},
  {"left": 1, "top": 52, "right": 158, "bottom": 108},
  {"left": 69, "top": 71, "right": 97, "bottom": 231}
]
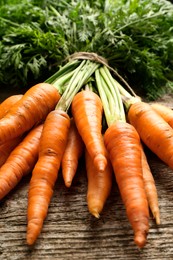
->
[
  {"left": 128, "top": 101, "right": 173, "bottom": 170},
  {"left": 104, "top": 122, "right": 149, "bottom": 248},
  {"left": 141, "top": 146, "right": 160, "bottom": 225},
  {"left": 95, "top": 66, "right": 149, "bottom": 248},
  {"left": 0, "top": 136, "right": 23, "bottom": 167},
  {"left": 85, "top": 147, "right": 112, "bottom": 218},
  {"left": 62, "top": 118, "right": 84, "bottom": 188},
  {"left": 151, "top": 103, "right": 173, "bottom": 128},
  {"left": 0, "top": 94, "right": 23, "bottom": 119},
  {"left": 0, "top": 124, "right": 43, "bottom": 200},
  {"left": 27, "top": 110, "right": 70, "bottom": 245},
  {"left": 71, "top": 89, "right": 107, "bottom": 172},
  {"left": 0, "top": 83, "right": 60, "bottom": 145}
]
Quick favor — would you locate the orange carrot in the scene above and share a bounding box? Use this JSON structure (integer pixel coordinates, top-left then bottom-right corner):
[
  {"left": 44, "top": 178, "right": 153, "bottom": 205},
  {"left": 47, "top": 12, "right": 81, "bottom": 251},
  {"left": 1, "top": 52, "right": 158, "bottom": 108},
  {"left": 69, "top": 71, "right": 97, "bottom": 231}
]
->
[
  {"left": 0, "top": 124, "right": 43, "bottom": 200},
  {"left": 95, "top": 66, "right": 149, "bottom": 248},
  {"left": 128, "top": 101, "right": 173, "bottom": 170},
  {"left": 0, "top": 136, "right": 23, "bottom": 167},
  {"left": 0, "top": 83, "right": 60, "bottom": 145},
  {"left": 104, "top": 122, "right": 149, "bottom": 248},
  {"left": 71, "top": 89, "right": 107, "bottom": 172},
  {"left": 141, "top": 146, "right": 160, "bottom": 225},
  {"left": 85, "top": 147, "right": 112, "bottom": 218},
  {"left": 62, "top": 118, "right": 84, "bottom": 188},
  {"left": 27, "top": 109, "right": 70, "bottom": 245},
  {"left": 0, "top": 94, "right": 23, "bottom": 119},
  {"left": 151, "top": 103, "right": 173, "bottom": 128}
]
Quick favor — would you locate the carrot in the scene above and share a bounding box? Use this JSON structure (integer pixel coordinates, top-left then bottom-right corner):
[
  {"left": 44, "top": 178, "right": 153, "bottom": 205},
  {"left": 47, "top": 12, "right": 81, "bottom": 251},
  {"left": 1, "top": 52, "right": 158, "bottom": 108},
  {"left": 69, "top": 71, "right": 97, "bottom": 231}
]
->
[
  {"left": 128, "top": 101, "right": 173, "bottom": 170},
  {"left": 62, "top": 118, "right": 84, "bottom": 188},
  {"left": 0, "top": 124, "right": 43, "bottom": 200},
  {"left": 151, "top": 103, "right": 173, "bottom": 128},
  {"left": 0, "top": 136, "right": 23, "bottom": 167},
  {"left": 85, "top": 147, "right": 112, "bottom": 218},
  {"left": 27, "top": 110, "right": 70, "bottom": 245},
  {"left": 27, "top": 59, "right": 100, "bottom": 245},
  {"left": 0, "top": 83, "right": 60, "bottom": 145},
  {"left": 0, "top": 94, "right": 23, "bottom": 119},
  {"left": 71, "top": 89, "right": 107, "bottom": 172},
  {"left": 95, "top": 66, "right": 149, "bottom": 248},
  {"left": 141, "top": 145, "right": 160, "bottom": 225}
]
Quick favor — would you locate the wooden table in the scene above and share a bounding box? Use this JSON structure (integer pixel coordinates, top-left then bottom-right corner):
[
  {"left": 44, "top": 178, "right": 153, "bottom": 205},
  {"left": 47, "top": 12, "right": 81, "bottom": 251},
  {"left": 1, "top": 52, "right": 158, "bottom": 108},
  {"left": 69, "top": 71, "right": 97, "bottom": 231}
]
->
[{"left": 0, "top": 90, "right": 173, "bottom": 259}]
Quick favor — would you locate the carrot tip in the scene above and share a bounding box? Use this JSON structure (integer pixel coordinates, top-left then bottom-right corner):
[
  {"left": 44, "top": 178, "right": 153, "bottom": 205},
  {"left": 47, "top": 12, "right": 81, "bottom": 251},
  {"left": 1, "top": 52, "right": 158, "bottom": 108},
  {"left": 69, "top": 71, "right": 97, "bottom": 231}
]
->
[
  {"left": 154, "top": 212, "right": 160, "bottom": 225},
  {"left": 134, "top": 232, "right": 147, "bottom": 248},
  {"left": 91, "top": 211, "right": 100, "bottom": 219},
  {"left": 65, "top": 180, "right": 72, "bottom": 188}
]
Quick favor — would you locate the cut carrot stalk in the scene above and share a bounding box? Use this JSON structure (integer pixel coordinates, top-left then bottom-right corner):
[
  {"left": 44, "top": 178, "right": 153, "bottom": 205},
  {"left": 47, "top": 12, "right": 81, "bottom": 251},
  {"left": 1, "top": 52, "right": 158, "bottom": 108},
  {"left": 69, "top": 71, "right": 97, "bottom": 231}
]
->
[
  {"left": 141, "top": 145, "right": 160, "bottom": 225},
  {"left": 71, "top": 89, "right": 107, "bottom": 172},
  {"left": 0, "top": 124, "right": 43, "bottom": 200},
  {"left": 0, "top": 83, "right": 60, "bottom": 145},
  {"left": 85, "top": 147, "right": 112, "bottom": 218},
  {"left": 0, "top": 94, "right": 23, "bottom": 119},
  {"left": 27, "top": 59, "right": 100, "bottom": 245},
  {"left": 95, "top": 66, "right": 149, "bottom": 248},
  {"left": 62, "top": 118, "right": 84, "bottom": 188},
  {"left": 151, "top": 103, "right": 173, "bottom": 128}
]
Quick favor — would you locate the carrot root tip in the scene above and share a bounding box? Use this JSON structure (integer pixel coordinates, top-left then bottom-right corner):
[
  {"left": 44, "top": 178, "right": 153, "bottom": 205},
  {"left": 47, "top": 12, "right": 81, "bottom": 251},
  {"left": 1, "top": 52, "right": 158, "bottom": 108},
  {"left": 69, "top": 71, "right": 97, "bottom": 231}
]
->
[{"left": 134, "top": 232, "right": 147, "bottom": 248}]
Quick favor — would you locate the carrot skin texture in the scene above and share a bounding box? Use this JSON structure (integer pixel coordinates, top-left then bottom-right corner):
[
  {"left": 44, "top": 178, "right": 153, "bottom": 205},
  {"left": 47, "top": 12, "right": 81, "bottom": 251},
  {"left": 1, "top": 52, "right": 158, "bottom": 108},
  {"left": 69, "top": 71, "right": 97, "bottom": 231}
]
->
[
  {"left": 0, "top": 124, "right": 43, "bottom": 200},
  {"left": 85, "top": 148, "right": 112, "bottom": 218},
  {"left": 0, "top": 136, "right": 23, "bottom": 167},
  {"left": 71, "top": 90, "right": 107, "bottom": 172},
  {"left": 141, "top": 146, "right": 160, "bottom": 225},
  {"left": 104, "top": 121, "right": 149, "bottom": 248},
  {"left": 27, "top": 110, "right": 70, "bottom": 245},
  {"left": 0, "top": 83, "right": 60, "bottom": 145},
  {"left": 62, "top": 118, "right": 84, "bottom": 187},
  {"left": 0, "top": 94, "right": 23, "bottom": 119},
  {"left": 128, "top": 101, "right": 173, "bottom": 170},
  {"left": 151, "top": 103, "right": 173, "bottom": 128}
]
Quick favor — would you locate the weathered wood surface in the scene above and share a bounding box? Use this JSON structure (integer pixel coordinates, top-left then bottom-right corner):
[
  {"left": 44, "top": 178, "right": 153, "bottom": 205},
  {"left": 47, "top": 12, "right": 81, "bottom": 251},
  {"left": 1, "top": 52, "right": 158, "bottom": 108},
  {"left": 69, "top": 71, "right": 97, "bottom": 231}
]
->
[{"left": 0, "top": 90, "right": 173, "bottom": 260}]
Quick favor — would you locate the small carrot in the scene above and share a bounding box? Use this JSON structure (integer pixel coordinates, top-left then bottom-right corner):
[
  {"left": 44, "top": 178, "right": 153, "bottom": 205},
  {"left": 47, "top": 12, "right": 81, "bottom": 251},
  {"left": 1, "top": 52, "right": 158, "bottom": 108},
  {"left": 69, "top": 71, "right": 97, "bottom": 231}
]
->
[
  {"left": 0, "top": 136, "right": 23, "bottom": 167},
  {"left": 141, "top": 145, "right": 160, "bottom": 225},
  {"left": 0, "top": 83, "right": 60, "bottom": 145},
  {"left": 128, "top": 101, "right": 173, "bottom": 171},
  {"left": 27, "top": 109, "right": 70, "bottom": 246},
  {"left": 151, "top": 103, "right": 173, "bottom": 128},
  {"left": 85, "top": 147, "right": 112, "bottom": 218},
  {"left": 61, "top": 118, "right": 84, "bottom": 188},
  {"left": 0, "top": 94, "right": 23, "bottom": 119},
  {"left": 0, "top": 124, "right": 43, "bottom": 200},
  {"left": 96, "top": 66, "right": 149, "bottom": 248},
  {"left": 71, "top": 89, "right": 107, "bottom": 172}
]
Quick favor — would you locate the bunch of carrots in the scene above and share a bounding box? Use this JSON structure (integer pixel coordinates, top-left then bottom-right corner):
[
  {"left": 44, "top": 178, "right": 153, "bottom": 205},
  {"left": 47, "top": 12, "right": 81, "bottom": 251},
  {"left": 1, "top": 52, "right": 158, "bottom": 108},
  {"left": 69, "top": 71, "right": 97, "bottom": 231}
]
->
[{"left": 0, "top": 53, "right": 173, "bottom": 249}]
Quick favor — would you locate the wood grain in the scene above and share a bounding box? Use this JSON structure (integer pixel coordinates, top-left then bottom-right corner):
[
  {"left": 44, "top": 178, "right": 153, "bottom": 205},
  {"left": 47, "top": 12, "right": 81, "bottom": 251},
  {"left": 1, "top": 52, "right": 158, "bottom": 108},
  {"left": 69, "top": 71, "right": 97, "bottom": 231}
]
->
[{"left": 0, "top": 92, "right": 173, "bottom": 259}]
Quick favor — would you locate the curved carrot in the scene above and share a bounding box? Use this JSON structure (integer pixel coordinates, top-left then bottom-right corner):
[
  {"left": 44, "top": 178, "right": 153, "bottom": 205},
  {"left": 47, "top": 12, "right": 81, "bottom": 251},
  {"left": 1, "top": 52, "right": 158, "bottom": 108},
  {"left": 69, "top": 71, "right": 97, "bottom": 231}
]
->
[
  {"left": 71, "top": 89, "right": 107, "bottom": 172},
  {"left": 128, "top": 101, "right": 173, "bottom": 170},
  {"left": 0, "top": 83, "right": 60, "bottom": 145},
  {"left": 27, "top": 110, "right": 70, "bottom": 245},
  {"left": 0, "top": 94, "right": 23, "bottom": 119},
  {"left": 0, "top": 136, "right": 23, "bottom": 167},
  {"left": 0, "top": 124, "right": 43, "bottom": 200},
  {"left": 62, "top": 118, "right": 84, "bottom": 188},
  {"left": 151, "top": 103, "right": 173, "bottom": 128},
  {"left": 104, "top": 121, "right": 149, "bottom": 248},
  {"left": 141, "top": 146, "right": 160, "bottom": 225},
  {"left": 85, "top": 147, "right": 112, "bottom": 218}
]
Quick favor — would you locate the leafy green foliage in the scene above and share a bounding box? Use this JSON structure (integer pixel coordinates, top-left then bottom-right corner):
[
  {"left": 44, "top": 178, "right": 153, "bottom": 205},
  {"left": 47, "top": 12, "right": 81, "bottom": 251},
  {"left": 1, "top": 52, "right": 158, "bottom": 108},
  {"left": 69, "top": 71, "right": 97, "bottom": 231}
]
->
[{"left": 0, "top": 0, "right": 173, "bottom": 99}]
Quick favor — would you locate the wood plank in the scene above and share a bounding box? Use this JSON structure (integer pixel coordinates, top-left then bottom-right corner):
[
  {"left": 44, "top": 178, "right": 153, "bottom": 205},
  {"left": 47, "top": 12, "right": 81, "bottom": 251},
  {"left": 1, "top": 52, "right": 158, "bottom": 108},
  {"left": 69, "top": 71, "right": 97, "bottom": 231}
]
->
[{"left": 0, "top": 91, "right": 173, "bottom": 259}]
